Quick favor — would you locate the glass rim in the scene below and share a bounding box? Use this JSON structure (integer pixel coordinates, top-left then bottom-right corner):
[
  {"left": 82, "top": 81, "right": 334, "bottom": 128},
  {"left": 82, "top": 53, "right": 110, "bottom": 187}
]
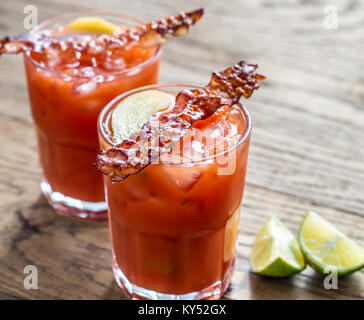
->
[
  {"left": 97, "top": 83, "right": 252, "bottom": 166},
  {"left": 24, "top": 11, "right": 161, "bottom": 79}
]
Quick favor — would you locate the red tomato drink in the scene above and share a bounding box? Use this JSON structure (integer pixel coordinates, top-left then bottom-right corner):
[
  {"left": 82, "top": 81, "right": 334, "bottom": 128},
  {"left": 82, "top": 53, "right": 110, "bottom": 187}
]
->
[
  {"left": 98, "top": 84, "right": 251, "bottom": 299},
  {"left": 23, "top": 13, "right": 161, "bottom": 219}
]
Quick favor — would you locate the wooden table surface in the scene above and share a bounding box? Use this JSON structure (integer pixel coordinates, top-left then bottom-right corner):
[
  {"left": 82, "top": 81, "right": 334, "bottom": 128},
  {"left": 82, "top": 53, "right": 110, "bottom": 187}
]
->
[{"left": 0, "top": 0, "right": 363, "bottom": 300}]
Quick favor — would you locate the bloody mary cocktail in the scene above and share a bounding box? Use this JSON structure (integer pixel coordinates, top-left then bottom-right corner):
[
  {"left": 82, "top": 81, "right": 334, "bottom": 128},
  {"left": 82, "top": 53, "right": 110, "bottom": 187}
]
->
[
  {"left": 23, "top": 13, "right": 161, "bottom": 219},
  {"left": 98, "top": 84, "right": 252, "bottom": 299}
]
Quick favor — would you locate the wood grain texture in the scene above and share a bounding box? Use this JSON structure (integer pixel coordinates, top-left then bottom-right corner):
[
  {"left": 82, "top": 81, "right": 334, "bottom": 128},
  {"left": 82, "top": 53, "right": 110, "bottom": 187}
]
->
[{"left": 0, "top": 0, "right": 363, "bottom": 299}]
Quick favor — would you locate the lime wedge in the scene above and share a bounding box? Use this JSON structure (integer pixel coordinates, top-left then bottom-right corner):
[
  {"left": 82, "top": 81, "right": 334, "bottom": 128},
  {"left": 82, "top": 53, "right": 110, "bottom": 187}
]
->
[
  {"left": 251, "top": 215, "right": 306, "bottom": 277},
  {"left": 66, "top": 17, "right": 120, "bottom": 34},
  {"left": 298, "top": 211, "right": 364, "bottom": 276},
  {"left": 111, "top": 90, "right": 174, "bottom": 142}
]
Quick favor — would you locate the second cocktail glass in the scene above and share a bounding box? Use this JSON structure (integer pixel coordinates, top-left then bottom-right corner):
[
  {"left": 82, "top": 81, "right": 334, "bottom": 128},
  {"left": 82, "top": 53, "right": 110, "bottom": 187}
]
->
[{"left": 23, "top": 12, "right": 161, "bottom": 219}]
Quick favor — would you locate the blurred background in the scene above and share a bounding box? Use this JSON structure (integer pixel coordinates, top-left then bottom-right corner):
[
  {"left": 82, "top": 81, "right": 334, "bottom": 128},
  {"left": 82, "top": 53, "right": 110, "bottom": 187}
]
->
[{"left": 0, "top": 0, "right": 363, "bottom": 299}]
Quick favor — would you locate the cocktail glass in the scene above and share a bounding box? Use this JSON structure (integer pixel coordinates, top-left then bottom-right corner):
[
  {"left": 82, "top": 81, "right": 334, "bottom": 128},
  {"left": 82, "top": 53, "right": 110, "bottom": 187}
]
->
[
  {"left": 23, "top": 12, "right": 161, "bottom": 219},
  {"left": 98, "top": 84, "right": 251, "bottom": 299}
]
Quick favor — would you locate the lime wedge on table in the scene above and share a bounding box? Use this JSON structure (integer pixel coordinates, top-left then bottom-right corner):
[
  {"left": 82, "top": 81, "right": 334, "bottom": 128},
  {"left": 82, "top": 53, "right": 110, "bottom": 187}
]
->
[
  {"left": 66, "top": 17, "right": 120, "bottom": 34},
  {"left": 298, "top": 211, "right": 364, "bottom": 277},
  {"left": 251, "top": 215, "right": 306, "bottom": 277}
]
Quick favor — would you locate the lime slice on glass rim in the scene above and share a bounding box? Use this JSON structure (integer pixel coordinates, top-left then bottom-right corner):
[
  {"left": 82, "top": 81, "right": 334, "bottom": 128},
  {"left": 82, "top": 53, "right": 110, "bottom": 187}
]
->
[
  {"left": 251, "top": 215, "right": 306, "bottom": 277},
  {"left": 298, "top": 211, "right": 364, "bottom": 277},
  {"left": 111, "top": 89, "right": 174, "bottom": 142}
]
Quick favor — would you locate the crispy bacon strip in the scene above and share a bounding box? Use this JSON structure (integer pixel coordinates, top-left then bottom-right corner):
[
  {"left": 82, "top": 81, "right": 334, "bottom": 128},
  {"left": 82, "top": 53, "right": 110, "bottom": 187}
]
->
[
  {"left": 98, "top": 8, "right": 204, "bottom": 49},
  {"left": 95, "top": 61, "right": 265, "bottom": 182},
  {"left": 0, "top": 9, "right": 204, "bottom": 56}
]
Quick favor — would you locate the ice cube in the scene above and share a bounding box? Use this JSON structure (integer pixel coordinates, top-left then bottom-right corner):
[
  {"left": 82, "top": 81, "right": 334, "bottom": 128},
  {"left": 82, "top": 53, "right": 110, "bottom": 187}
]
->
[
  {"left": 180, "top": 197, "right": 203, "bottom": 211},
  {"left": 78, "top": 66, "right": 95, "bottom": 77},
  {"left": 162, "top": 165, "right": 204, "bottom": 191},
  {"left": 59, "top": 48, "right": 81, "bottom": 68},
  {"left": 125, "top": 185, "right": 148, "bottom": 201},
  {"left": 72, "top": 79, "right": 97, "bottom": 95}
]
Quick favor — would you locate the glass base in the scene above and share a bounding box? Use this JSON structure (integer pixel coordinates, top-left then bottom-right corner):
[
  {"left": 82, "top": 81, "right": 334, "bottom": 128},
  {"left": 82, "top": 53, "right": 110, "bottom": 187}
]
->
[
  {"left": 112, "top": 258, "right": 233, "bottom": 300},
  {"left": 40, "top": 178, "right": 108, "bottom": 220}
]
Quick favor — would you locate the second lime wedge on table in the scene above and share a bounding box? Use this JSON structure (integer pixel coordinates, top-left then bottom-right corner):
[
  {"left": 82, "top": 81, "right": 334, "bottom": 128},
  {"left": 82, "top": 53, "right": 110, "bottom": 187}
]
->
[
  {"left": 251, "top": 215, "right": 306, "bottom": 277},
  {"left": 298, "top": 211, "right": 364, "bottom": 277}
]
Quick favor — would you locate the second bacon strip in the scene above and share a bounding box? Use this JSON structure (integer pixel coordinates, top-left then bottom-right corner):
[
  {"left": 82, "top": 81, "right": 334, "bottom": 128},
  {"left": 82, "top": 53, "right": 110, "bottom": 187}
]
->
[
  {"left": 0, "top": 9, "right": 204, "bottom": 56},
  {"left": 95, "top": 60, "right": 265, "bottom": 182}
]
